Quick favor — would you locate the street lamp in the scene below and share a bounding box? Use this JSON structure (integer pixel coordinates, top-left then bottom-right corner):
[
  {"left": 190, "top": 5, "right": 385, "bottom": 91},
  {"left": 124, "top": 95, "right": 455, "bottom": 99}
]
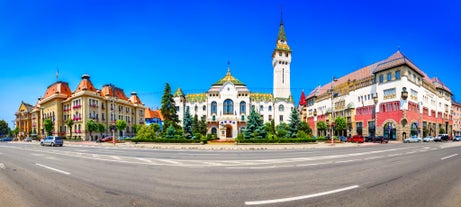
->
[
  {"left": 313, "top": 109, "right": 317, "bottom": 137},
  {"left": 330, "top": 76, "right": 338, "bottom": 145},
  {"left": 373, "top": 93, "right": 379, "bottom": 137}
]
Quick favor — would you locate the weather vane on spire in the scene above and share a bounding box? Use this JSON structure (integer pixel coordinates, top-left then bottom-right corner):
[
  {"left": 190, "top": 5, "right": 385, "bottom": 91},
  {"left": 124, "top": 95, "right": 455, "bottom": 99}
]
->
[{"left": 56, "top": 66, "right": 59, "bottom": 82}]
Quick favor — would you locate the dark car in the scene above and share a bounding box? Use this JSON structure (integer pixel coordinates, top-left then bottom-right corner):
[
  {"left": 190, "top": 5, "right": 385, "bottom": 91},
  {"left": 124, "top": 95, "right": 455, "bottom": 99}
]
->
[
  {"left": 434, "top": 134, "right": 449, "bottom": 142},
  {"left": 365, "top": 136, "right": 375, "bottom": 142},
  {"left": 373, "top": 136, "right": 389, "bottom": 143}
]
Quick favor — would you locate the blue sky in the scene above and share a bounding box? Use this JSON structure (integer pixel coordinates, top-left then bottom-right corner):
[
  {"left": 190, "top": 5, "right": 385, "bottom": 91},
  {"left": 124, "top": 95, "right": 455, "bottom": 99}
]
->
[{"left": 1, "top": 0, "right": 460, "bottom": 128}]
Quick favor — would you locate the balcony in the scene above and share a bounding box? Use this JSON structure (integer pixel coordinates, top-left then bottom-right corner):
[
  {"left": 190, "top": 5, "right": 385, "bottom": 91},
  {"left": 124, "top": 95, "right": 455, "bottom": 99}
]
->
[
  {"left": 72, "top": 104, "right": 82, "bottom": 109},
  {"left": 72, "top": 117, "right": 82, "bottom": 121},
  {"left": 89, "top": 104, "right": 98, "bottom": 108}
]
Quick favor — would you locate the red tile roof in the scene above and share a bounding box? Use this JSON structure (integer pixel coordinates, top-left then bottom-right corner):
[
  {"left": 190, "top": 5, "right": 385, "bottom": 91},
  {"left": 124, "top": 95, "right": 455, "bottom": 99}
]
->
[
  {"left": 129, "top": 92, "right": 142, "bottom": 104},
  {"left": 43, "top": 81, "right": 72, "bottom": 100},
  {"left": 298, "top": 90, "right": 306, "bottom": 106},
  {"left": 145, "top": 108, "right": 163, "bottom": 120},
  {"left": 99, "top": 84, "right": 128, "bottom": 101},
  {"left": 375, "top": 51, "right": 425, "bottom": 76},
  {"left": 75, "top": 74, "right": 97, "bottom": 93}
]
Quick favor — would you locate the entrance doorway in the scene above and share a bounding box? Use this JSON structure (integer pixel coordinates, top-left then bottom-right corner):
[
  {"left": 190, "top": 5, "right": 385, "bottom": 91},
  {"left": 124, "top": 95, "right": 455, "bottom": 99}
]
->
[
  {"left": 384, "top": 122, "right": 396, "bottom": 140},
  {"left": 226, "top": 125, "right": 232, "bottom": 138}
]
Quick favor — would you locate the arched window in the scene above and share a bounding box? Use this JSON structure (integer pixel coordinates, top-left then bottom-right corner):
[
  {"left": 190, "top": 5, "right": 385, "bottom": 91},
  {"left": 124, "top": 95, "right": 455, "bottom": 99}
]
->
[
  {"left": 240, "top": 101, "right": 246, "bottom": 114},
  {"left": 203, "top": 105, "right": 206, "bottom": 111},
  {"left": 268, "top": 105, "right": 272, "bottom": 111},
  {"left": 223, "top": 99, "right": 234, "bottom": 115},
  {"left": 194, "top": 105, "right": 198, "bottom": 112},
  {"left": 279, "top": 104, "right": 285, "bottom": 112},
  {"left": 211, "top": 101, "right": 217, "bottom": 114},
  {"left": 211, "top": 127, "right": 217, "bottom": 135},
  {"left": 259, "top": 105, "right": 264, "bottom": 112}
]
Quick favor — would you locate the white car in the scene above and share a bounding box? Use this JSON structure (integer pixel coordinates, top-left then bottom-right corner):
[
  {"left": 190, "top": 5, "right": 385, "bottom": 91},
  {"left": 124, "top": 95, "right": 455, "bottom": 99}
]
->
[
  {"left": 423, "top": 136, "right": 434, "bottom": 142},
  {"left": 404, "top": 135, "right": 422, "bottom": 143}
]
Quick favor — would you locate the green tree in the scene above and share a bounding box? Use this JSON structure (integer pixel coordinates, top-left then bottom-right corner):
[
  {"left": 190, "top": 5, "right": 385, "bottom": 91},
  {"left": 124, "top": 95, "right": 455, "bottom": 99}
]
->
[
  {"left": 97, "top": 123, "right": 105, "bottom": 138},
  {"left": 183, "top": 107, "right": 193, "bottom": 138},
  {"left": 133, "top": 124, "right": 142, "bottom": 135},
  {"left": 86, "top": 119, "right": 98, "bottom": 140},
  {"left": 198, "top": 117, "right": 207, "bottom": 136},
  {"left": 165, "top": 125, "right": 176, "bottom": 139},
  {"left": 137, "top": 125, "right": 155, "bottom": 140},
  {"left": 116, "top": 120, "right": 127, "bottom": 138},
  {"left": 243, "top": 108, "right": 266, "bottom": 139},
  {"left": 160, "top": 83, "right": 179, "bottom": 131},
  {"left": 288, "top": 108, "right": 301, "bottom": 138},
  {"left": 65, "top": 119, "right": 74, "bottom": 139},
  {"left": 44, "top": 119, "right": 53, "bottom": 136},
  {"left": 150, "top": 123, "right": 161, "bottom": 134},
  {"left": 276, "top": 123, "right": 289, "bottom": 138},
  {"left": 0, "top": 120, "right": 9, "bottom": 137},
  {"left": 439, "top": 127, "right": 445, "bottom": 134},
  {"left": 334, "top": 116, "right": 347, "bottom": 136},
  {"left": 192, "top": 114, "right": 200, "bottom": 134},
  {"left": 299, "top": 121, "right": 312, "bottom": 136},
  {"left": 264, "top": 119, "right": 276, "bottom": 135},
  {"left": 317, "top": 121, "right": 327, "bottom": 137}
]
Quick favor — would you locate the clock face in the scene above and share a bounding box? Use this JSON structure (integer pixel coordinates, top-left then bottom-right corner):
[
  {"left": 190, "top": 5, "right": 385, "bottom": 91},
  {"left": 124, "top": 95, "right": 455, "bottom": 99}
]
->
[{"left": 280, "top": 40, "right": 285, "bottom": 43}]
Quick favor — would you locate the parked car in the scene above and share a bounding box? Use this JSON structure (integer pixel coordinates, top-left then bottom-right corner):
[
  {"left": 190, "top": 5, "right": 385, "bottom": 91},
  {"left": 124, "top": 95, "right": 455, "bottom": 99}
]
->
[
  {"left": 453, "top": 136, "right": 461, "bottom": 142},
  {"left": 434, "top": 134, "right": 449, "bottom": 142},
  {"left": 0, "top": 137, "right": 12, "bottom": 142},
  {"left": 404, "top": 135, "right": 422, "bottom": 143},
  {"left": 339, "top": 136, "right": 347, "bottom": 142},
  {"left": 373, "top": 136, "right": 389, "bottom": 143},
  {"left": 40, "top": 136, "right": 63, "bottom": 147},
  {"left": 423, "top": 136, "right": 434, "bottom": 142},
  {"left": 365, "top": 136, "right": 375, "bottom": 142},
  {"left": 98, "top": 136, "right": 114, "bottom": 142},
  {"left": 351, "top": 135, "right": 364, "bottom": 143},
  {"left": 24, "top": 137, "right": 32, "bottom": 142}
]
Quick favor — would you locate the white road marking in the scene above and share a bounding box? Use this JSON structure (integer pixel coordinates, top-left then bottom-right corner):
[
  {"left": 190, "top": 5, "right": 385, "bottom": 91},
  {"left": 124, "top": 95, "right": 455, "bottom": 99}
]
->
[
  {"left": 388, "top": 153, "right": 402, "bottom": 157},
  {"left": 35, "top": 163, "right": 71, "bottom": 175},
  {"left": 245, "top": 185, "right": 359, "bottom": 205},
  {"left": 296, "top": 162, "right": 332, "bottom": 167},
  {"left": 0, "top": 163, "right": 5, "bottom": 169},
  {"left": 110, "top": 156, "right": 121, "bottom": 160},
  {"left": 157, "top": 159, "right": 181, "bottom": 165},
  {"left": 336, "top": 159, "right": 361, "bottom": 163},
  {"left": 441, "top": 154, "right": 458, "bottom": 160},
  {"left": 135, "top": 158, "right": 152, "bottom": 163},
  {"left": 364, "top": 156, "right": 382, "bottom": 160}
]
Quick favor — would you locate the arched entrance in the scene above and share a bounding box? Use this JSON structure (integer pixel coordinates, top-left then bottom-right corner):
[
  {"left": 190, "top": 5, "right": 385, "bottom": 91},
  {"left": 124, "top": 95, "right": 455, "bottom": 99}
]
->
[
  {"left": 410, "top": 122, "right": 418, "bottom": 137},
  {"left": 226, "top": 125, "right": 233, "bottom": 138},
  {"left": 383, "top": 122, "right": 396, "bottom": 140}
]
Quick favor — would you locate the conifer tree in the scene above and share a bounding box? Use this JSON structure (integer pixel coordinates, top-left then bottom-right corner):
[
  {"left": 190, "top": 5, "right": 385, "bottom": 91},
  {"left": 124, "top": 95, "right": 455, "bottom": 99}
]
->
[
  {"left": 192, "top": 114, "right": 199, "bottom": 134},
  {"left": 243, "top": 108, "right": 266, "bottom": 139},
  {"left": 183, "top": 107, "right": 192, "bottom": 138},
  {"left": 288, "top": 108, "right": 301, "bottom": 138},
  {"left": 160, "top": 83, "right": 179, "bottom": 131}
]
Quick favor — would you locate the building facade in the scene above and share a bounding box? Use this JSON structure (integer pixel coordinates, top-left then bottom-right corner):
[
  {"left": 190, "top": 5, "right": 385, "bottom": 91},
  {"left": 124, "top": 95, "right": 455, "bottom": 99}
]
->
[
  {"left": 173, "top": 19, "right": 294, "bottom": 140},
  {"left": 302, "top": 51, "right": 453, "bottom": 141},
  {"left": 14, "top": 101, "right": 36, "bottom": 139},
  {"left": 145, "top": 108, "right": 163, "bottom": 130},
  {"left": 33, "top": 74, "right": 145, "bottom": 140}
]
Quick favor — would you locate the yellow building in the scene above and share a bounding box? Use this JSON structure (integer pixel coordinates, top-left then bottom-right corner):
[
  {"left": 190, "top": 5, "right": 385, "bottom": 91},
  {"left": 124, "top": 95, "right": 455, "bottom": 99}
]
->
[
  {"left": 14, "top": 101, "right": 35, "bottom": 139},
  {"left": 36, "top": 74, "right": 145, "bottom": 141}
]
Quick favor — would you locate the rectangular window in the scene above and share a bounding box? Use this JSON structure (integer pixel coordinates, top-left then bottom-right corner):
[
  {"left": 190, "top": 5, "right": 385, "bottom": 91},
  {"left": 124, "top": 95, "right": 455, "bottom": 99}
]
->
[
  {"left": 395, "top": 70, "right": 401, "bottom": 79},
  {"left": 379, "top": 75, "right": 384, "bottom": 83},
  {"left": 383, "top": 88, "right": 396, "bottom": 99},
  {"left": 387, "top": 73, "right": 392, "bottom": 81},
  {"left": 279, "top": 115, "right": 283, "bottom": 122}
]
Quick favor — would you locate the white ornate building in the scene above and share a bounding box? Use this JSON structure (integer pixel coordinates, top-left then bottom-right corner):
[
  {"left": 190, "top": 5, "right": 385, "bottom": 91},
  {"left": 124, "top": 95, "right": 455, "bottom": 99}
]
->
[{"left": 174, "top": 19, "right": 294, "bottom": 140}]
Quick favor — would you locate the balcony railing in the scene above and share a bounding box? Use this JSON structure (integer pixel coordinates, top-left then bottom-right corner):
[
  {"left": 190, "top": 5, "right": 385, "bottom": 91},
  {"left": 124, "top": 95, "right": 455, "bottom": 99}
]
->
[{"left": 73, "top": 104, "right": 82, "bottom": 109}]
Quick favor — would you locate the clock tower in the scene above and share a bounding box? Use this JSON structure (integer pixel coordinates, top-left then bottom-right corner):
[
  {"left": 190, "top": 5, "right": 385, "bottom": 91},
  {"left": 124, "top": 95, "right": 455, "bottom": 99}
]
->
[{"left": 272, "top": 16, "right": 292, "bottom": 99}]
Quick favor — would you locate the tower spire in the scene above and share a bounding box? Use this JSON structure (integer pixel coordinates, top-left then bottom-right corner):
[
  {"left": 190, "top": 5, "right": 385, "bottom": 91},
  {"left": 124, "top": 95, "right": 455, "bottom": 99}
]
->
[{"left": 280, "top": 5, "right": 283, "bottom": 25}]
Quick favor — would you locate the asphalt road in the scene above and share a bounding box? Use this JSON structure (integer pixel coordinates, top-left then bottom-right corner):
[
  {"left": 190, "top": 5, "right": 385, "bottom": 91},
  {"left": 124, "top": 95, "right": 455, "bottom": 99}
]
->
[{"left": 1, "top": 142, "right": 461, "bottom": 207}]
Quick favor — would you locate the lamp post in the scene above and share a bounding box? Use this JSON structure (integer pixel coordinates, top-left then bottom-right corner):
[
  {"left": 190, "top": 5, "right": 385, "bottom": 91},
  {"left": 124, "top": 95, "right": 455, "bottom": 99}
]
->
[
  {"left": 330, "top": 76, "right": 337, "bottom": 146},
  {"left": 373, "top": 93, "right": 379, "bottom": 137},
  {"left": 313, "top": 109, "right": 317, "bottom": 137}
]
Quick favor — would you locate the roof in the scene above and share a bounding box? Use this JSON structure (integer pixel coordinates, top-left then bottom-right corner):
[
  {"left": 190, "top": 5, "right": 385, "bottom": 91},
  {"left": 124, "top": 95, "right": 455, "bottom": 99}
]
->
[
  {"left": 306, "top": 62, "right": 377, "bottom": 99},
  {"left": 250, "top": 93, "right": 274, "bottom": 102},
  {"left": 173, "top": 87, "right": 185, "bottom": 97},
  {"left": 18, "top": 101, "right": 34, "bottom": 112},
  {"left": 74, "top": 74, "right": 97, "bottom": 93},
  {"left": 277, "top": 21, "right": 287, "bottom": 42},
  {"left": 298, "top": 90, "right": 306, "bottom": 106},
  {"left": 99, "top": 84, "right": 128, "bottom": 101},
  {"left": 129, "top": 91, "right": 143, "bottom": 105},
  {"left": 43, "top": 81, "right": 72, "bottom": 100},
  {"left": 145, "top": 108, "right": 163, "bottom": 120},
  {"left": 213, "top": 67, "right": 245, "bottom": 86},
  {"left": 432, "top": 77, "right": 452, "bottom": 94},
  {"left": 375, "top": 51, "right": 425, "bottom": 76},
  {"left": 185, "top": 93, "right": 207, "bottom": 102}
]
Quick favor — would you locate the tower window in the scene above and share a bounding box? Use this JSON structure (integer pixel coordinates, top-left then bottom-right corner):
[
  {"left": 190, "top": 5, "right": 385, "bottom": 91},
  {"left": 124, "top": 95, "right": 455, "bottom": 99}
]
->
[
  {"left": 223, "top": 99, "right": 234, "bottom": 115},
  {"left": 211, "top": 101, "right": 217, "bottom": 114},
  {"left": 285, "top": 53, "right": 288, "bottom": 57},
  {"left": 279, "top": 52, "right": 282, "bottom": 56},
  {"left": 282, "top": 68, "right": 285, "bottom": 84}
]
